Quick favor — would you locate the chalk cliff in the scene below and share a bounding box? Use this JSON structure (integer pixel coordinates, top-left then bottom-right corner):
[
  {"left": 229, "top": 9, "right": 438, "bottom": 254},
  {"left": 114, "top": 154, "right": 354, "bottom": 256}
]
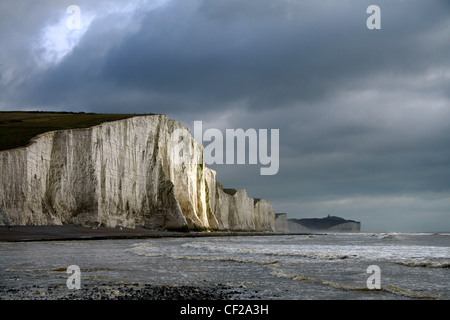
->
[
  {"left": 0, "top": 115, "right": 275, "bottom": 231},
  {"left": 275, "top": 213, "right": 288, "bottom": 233}
]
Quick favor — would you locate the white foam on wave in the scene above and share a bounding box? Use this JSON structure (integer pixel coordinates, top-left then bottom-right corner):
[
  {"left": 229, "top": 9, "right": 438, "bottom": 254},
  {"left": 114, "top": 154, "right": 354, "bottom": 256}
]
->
[
  {"left": 127, "top": 242, "right": 279, "bottom": 264},
  {"left": 127, "top": 242, "right": 164, "bottom": 257},
  {"left": 182, "top": 242, "right": 361, "bottom": 260},
  {"left": 182, "top": 240, "right": 450, "bottom": 262},
  {"left": 166, "top": 254, "right": 279, "bottom": 265},
  {"left": 130, "top": 235, "right": 449, "bottom": 264}
]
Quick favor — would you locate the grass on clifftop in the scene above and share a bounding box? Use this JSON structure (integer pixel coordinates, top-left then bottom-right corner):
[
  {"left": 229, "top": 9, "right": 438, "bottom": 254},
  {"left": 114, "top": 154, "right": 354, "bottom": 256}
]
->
[{"left": 0, "top": 111, "right": 151, "bottom": 152}]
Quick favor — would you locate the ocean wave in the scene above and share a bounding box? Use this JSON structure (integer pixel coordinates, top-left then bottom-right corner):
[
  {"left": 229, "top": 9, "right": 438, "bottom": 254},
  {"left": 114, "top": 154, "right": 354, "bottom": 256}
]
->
[
  {"left": 266, "top": 251, "right": 359, "bottom": 260},
  {"left": 383, "top": 284, "right": 440, "bottom": 300},
  {"left": 182, "top": 242, "right": 260, "bottom": 255},
  {"left": 6, "top": 266, "right": 115, "bottom": 273},
  {"left": 6, "top": 267, "right": 33, "bottom": 272},
  {"left": 269, "top": 267, "right": 441, "bottom": 299},
  {"left": 182, "top": 242, "right": 360, "bottom": 260},
  {"left": 269, "top": 268, "right": 371, "bottom": 292},
  {"left": 396, "top": 261, "right": 450, "bottom": 269},
  {"left": 127, "top": 243, "right": 279, "bottom": 264},
  {"left": 166, "top": 254, "right": 279, "bottom": 265},
  {"left": 127, "top": 243, "right": 163, "bottom": 257},
  {"left": 366, "top": 233, "right": 401, "bottom": 240}
]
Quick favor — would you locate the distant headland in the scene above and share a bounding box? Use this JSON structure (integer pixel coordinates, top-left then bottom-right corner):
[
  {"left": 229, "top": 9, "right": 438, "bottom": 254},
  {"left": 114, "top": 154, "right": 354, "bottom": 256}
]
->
[{"left": 275, "top": 214, "right": 360, "bottom": 233}]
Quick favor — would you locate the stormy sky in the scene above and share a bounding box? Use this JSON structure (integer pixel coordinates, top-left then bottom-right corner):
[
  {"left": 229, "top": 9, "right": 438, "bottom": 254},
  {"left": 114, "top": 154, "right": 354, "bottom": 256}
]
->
[{"left": 1, "top": 0, "right": 449, "bottom": 232}]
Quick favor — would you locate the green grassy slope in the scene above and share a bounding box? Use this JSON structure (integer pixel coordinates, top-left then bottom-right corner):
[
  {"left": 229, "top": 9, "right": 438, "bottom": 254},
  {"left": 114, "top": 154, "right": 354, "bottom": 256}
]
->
[{"left": 0, "top": 111, "right": 152, "bottom": 151}]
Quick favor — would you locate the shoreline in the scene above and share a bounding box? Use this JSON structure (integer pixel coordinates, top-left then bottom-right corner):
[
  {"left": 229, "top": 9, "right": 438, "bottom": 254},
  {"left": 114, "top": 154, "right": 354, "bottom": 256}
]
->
[{"left": 0, "top": 225, "right": 312, "bottom": 242}]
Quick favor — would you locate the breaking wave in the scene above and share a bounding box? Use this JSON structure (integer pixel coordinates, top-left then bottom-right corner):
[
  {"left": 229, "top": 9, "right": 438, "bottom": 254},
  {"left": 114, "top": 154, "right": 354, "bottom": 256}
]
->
[
  {"left": 366, "top": 233, "right": 402, "bottom": 240},
  {"left": 396, "top": 261, "right": 450, "bottom": 269},
  {"left": 269, "top": 268, "right": 372, "bottom": 292},
  {"left": 128, "top": 242, "right": 279, "bottom": 264},
  {"left": 383, "top": 284, "right": 441, "bottom": 300},
  {"left": 181, "top": 242, "right": 360, "bottom": 260},
  {"left": 127, "top": 243, "right": 163, "bottom": 257},
  {"left": 166, "top": 254, "right": 279, "bottom": 265}
]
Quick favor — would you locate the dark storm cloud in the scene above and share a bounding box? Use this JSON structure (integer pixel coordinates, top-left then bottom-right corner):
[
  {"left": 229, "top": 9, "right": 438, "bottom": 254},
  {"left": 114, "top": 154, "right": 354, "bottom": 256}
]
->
[
  {"left": 7, "top": 0, "right": 450, "bottom": 113},
  {"left": 1, "top": 0, "right": 450, "bottom": 231}
]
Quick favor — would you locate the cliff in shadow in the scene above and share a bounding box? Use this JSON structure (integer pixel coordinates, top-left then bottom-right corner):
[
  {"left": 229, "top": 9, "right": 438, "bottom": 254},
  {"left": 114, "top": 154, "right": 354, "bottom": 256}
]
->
[{"left": 287, "top": 215, "right": 360, "bottom": 233}]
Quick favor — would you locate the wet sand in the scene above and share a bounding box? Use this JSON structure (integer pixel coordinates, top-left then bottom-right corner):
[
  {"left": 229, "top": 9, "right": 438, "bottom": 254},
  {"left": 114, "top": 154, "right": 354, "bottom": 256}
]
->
[{"left": 0, "top": 225, "right": 292, "bottom": 242}]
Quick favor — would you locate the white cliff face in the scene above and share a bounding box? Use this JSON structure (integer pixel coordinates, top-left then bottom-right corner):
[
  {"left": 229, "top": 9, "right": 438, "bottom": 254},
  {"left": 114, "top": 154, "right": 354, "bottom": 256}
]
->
[
  {"left": 253, "top": 199, "right": 276, "bottom": 231},
  {"left": 0, "top": 115, "right": 275, "bottom": 231},
  {"left": 275, "top": 213, "right": 288, "bottom": 233}
]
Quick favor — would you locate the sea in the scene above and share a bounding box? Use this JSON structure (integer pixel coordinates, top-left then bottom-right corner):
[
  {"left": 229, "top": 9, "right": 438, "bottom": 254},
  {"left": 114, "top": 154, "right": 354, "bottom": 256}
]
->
[{"left": 0, "top": 232, "right": 449, "bottom": 300}]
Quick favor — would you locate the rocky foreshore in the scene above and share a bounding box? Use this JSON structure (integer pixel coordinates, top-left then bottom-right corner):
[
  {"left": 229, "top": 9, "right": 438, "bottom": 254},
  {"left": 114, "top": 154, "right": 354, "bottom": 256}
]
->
[{"left": 0, "top": 281, "right": 259, "bottom": 300}]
